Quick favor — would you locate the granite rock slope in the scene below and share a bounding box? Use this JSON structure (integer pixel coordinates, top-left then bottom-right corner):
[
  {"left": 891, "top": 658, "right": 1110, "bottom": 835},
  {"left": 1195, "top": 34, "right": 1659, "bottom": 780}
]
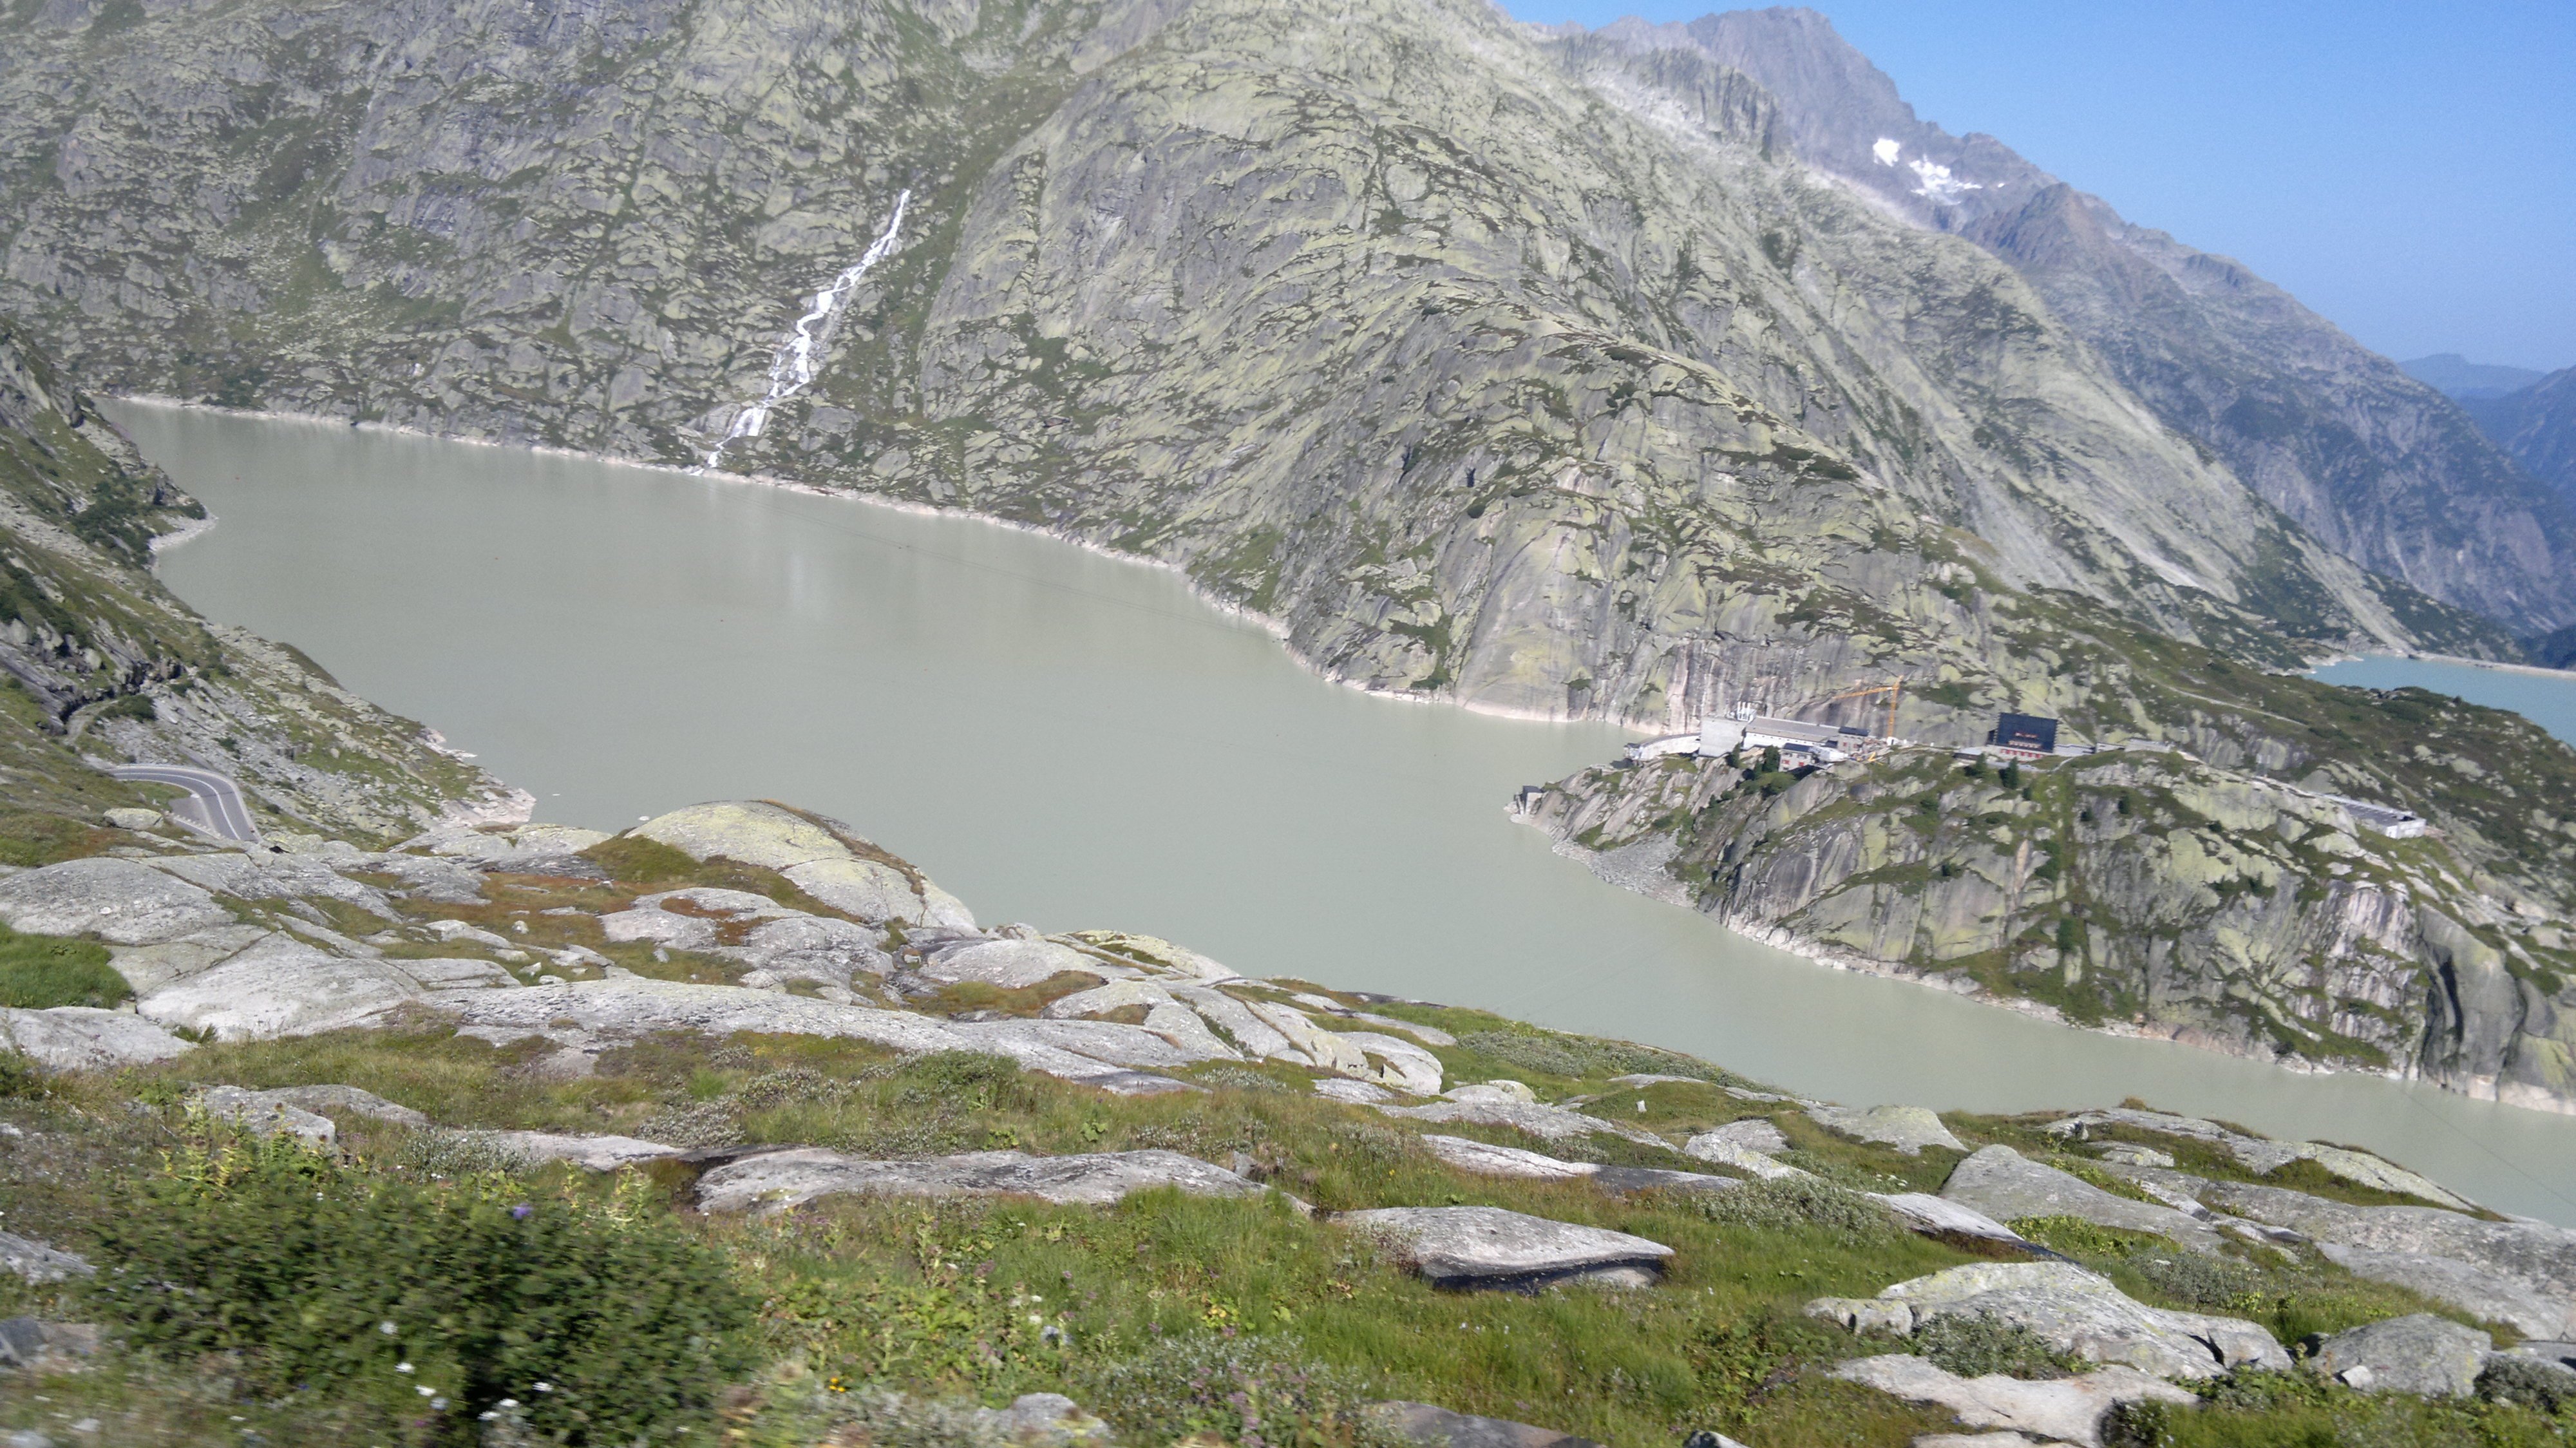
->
[
  {"left": 1572, "top": 8, "right": 2576, "bottom": 634},
  {"left": 0, "top": 0, "right": 2507, "bottom": 741},
  {"left": 1526, "top": 716, "right": 2576, "bottom": 1110},
  {"left": 0, "top": 322, "right": 517, "bottom": 842}
]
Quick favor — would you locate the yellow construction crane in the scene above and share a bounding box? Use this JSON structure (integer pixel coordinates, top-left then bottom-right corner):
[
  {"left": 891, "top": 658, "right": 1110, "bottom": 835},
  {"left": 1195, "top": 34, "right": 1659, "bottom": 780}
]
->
[{"left": 1824, "top": 676, "right": 1904, "bottom": 741}]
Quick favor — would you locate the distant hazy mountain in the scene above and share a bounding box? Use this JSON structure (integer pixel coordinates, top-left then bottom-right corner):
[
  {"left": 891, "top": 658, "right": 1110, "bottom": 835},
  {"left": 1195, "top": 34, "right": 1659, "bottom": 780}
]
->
[
  {"left": 2401, "top": 353, "right": 2551, "bottom": 401},
  {"left": 1576, "top": 8, "right": 2576, "bottom": 634},
  {"left": 2459, "top": 367, "right": 2576, "bottom": 502}
]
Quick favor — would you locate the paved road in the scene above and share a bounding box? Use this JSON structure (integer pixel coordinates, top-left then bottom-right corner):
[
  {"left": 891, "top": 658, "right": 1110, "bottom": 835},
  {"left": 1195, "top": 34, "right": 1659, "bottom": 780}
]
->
[{"left": 106, "top": 763, "right": 260, "bottom": 842}]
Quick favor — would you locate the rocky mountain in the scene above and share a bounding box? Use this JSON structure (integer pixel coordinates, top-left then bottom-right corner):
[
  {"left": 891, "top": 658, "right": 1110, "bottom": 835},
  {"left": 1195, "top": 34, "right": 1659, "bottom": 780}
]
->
[
  {"left": 2402, "top": 353, "right": 2548, "bottom": 402},
  {"left": 1526, "top": 694, "right": 2576, "bottom": 1112},
  {"left": 1576, "top": 8, "right": 2576, "bottom": 635},
  {"left": 0, "top": 321, "right": 516, "bottom": 847},
  {"left": 0, "top": 0, "right": 2519, "bottom": 745},
  {"left": 2460, "top": 366, "right": 2576, "bottom": 504}
]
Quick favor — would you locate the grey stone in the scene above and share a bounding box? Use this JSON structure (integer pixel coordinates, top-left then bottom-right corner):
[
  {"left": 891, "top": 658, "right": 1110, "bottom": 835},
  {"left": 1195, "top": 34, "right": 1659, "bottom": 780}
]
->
[
  {"left": 1339, "top": 1031, "right": 1444, "bottom": 1094},
  {"left": 2041, "top": 1109, "right": 2473, "bottom": 1210},
  {"left": 1314, "top": 1077, "right": 1396, "bottom": 1104},
  {"left": 103, "top": 808, "right": 162, "bottom": 832},
  {"left": 0, "top": 1317, "right": 42, "bottom": 1367},
  {"left": 1940, "top": 1145, "right": 2224, "bottom": 1252},
  {"left": 0, "top": 1006, "right": 194, "bottom": 1071},
  {"left": 1379, "top": 1098, "right": 1665, "bottom": 1148},
  {"left": 1810, "top": 1261, "right": 2288, "bottom": 1380},
  {"left": 1870, "top": 1192, "right": 2029, "bottom": 1248},
  {"left": 1336, "top": 1205, "right": 1674, "bottom": 1291},
  {"left": 2308, "top": 1313, "right": 2490, "bottom": 1396},
  {"left": 969, "top": 1392, "right": 1110, "bottom": 1445},
  {"left": 1418, "top": 1134, "right": 1738, "bottom": 1196},
  {"left": 696, "top": 1148, "right": 1268, "bottom": 1213},
  {"left": 2093, "top": 1143, "right": 2174, "bottom": 1168},
  {"left": 919, "top": 938, "right": 1111, "bottom": 989},
  {"left": 1444, "top": 1081, "right": 1538, "bottom": 1104},
  {"left": 446, "top": 1130, "right": 682, "bottom": 1172},
  {"left": 196, "top": 1085, "right": 337, "bottom": 1144},
  {"left": 1696, "top": 1117, "right": 1789, "bottom": 1156},
  {"left": 2512, "top": 1341, "right": 2576, "bottom": 1372},
  {"left": 1681, "top": 1127, "right": 1808, "bottom": 1180},
  {"left": 1806, "top": 1104, "right": 1965, "bottom": 1155},
  {"left": 148, "top": 852, "right": 399, "bottom": 920},
  {"left": 2195, "top": 1179, "right": 2576, "bottom": 1339},
  {"left": 0, "top": 857, "right": 233, "bottom": 944},
  {"left": 630, "top": 803, "right": 974, "bottom": 926},
  {"left": 1364, "top": 1400, "right": 1600, "bottom": 1448},
  {"left": 1828, "top": 1355, "right": 2193, "bottom": 1448},
  {"left": 600, "top": 906, "right": 716, "bottom": 949},
  {"left": 137, "top": 933, "right": 421, "bottom": 1039},
  {"left": 0, "top": 1231, "right": 91, "bottom": 1283}
]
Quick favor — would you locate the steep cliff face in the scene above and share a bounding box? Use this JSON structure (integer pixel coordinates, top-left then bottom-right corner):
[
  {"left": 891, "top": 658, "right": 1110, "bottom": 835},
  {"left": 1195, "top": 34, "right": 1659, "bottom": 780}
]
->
[
  {"left": 0, "top": 0, "right": 2507, "bottom": 739},
  {"left": 1524, "top": 709, "right": 2576, "bottom": 1111},
  {"left": 2463, "top": 367, "right": 2576, "bottom": 506},
  {"left": 0, "top": 321, "right": 515, "bottom": 843},
  {"left": 1578, "top": 8, "right": 2576, "bottom": 635}
]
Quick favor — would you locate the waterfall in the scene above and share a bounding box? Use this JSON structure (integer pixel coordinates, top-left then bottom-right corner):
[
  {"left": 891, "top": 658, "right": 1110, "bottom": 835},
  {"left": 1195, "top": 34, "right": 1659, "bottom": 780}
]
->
[{"left": 700, "top": 189, "right": 911, "bottom": 471}]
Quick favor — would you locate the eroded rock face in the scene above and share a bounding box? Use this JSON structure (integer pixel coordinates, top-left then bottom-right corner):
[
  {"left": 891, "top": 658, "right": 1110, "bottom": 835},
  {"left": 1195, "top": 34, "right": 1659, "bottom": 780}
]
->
[
  {"left": 1810, "top": 1261, "right": 2287, "bottom": 1380},
  {"left": 1336, "top": 1206, "right": 1674, "bottom": 1291},
  {"left": 1827, "top": 1354, "right": 2194, "bottom": 1448},
  {"left": 1940, "top": 1145, "right": 2224, "bottom": 1253},
  {"left": 2309, "top": 1314, "right": 2491, "bottom": 1396},
  {"left": 695, "top": 1148, "right": 1268, "bottom": 1213}
]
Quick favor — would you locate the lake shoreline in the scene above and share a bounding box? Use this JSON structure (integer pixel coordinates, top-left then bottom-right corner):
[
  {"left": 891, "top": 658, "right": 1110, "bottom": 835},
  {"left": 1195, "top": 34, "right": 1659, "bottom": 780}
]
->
[{"left": 111, "top": 395, "right": 1650, "bottom": 737}]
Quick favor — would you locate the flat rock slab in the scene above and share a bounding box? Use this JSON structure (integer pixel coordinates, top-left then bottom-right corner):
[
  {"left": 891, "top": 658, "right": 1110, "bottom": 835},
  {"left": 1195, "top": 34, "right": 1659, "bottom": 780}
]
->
[
  {"left": 1810, "top": 1261, "right": 2287, "bottom": 1380},
  {"left": 2195, "top": 1179, "right": 2576, "bottom": 1339},
  {"left": 138, "top": 934, "right": 421, "bottom": 1040},
  {"left": 696, "top": 1148, "right": 1267, "bottom": 1213},
  {"left": 1870, "top": 1192, "right": 2030, "bottom": 1248},
  {"left": 921, "top": 938, "right": 1113, "bottom": 989},
  {"left": 197, "top": 1085, "right": 337, "bottom": 1144},
  {"left": 0, "top": 1005, "right": 193, "bottom": 1071},
  {"left": 1365, "top": 1401, "right": 1601, "bottom": 1448},
  {"left": 2042, "top": 1108, "right": 2472, "bottom": 1210},
  {"left": 0, "top": 857, "right": 234, "bottom": 944},
  {"left": 450, "top": 1130, "right": 683, "bottom": 1172},
  {"left": 436, "top": 979, "right": 1193, "bottom": 1093},
  {"left": 0, "top": 1231, "right": 91, "bottom": 1283},
  {"left": 1830, "top": 1355, "right": 2193, "bottom": 1448},
  {"left": 1379, "top": 1098, "right": 1665, "bottom": 1148},
  {"left": 1807, "top": 1105, "right": 1964, "bottom": 1156},
  {"left": 1682, "top": 1129, "right": 1808, "bottom": 1180},
  {"left": 2310, "top": 1313, "right": 2491, "bottom": 1396},
  {"left": 1338, "top": 1205, "right": 1674, "bottom": 1291},
  {"left": 1941, "top": 1145, "right": 2224, "bottom": 1253},
  {"left": 1418, "top": 1135, "right": 1738, "bottom": 1196},
  {"left": 632, "top": 802, "right": 973, "bottom": 926}
]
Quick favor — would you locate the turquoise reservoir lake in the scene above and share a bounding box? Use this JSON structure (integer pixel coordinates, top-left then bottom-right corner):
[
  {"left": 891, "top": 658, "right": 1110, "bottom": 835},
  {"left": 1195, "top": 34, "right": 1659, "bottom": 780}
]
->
[{"left": 118, "top": 402, "right": 2576, "bottom": 1222}]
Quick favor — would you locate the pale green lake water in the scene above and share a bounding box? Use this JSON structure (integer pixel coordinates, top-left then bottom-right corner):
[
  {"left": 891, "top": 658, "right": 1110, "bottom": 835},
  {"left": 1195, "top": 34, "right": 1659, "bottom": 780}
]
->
[{"left": 117, "top": 402, "right": 2576, "bottom": 1222}]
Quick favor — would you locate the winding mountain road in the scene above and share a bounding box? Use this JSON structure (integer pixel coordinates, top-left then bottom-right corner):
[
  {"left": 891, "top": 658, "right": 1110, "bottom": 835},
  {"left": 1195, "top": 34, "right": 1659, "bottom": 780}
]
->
[{"left": 106, "top": 763, "right": 259, "bottom": 841}]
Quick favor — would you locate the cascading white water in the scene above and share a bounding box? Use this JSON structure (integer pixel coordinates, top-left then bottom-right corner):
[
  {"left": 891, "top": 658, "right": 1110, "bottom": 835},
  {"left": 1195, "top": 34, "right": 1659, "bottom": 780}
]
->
[{"left": 700, "top": 190, "right": 911, "bottom": 471}]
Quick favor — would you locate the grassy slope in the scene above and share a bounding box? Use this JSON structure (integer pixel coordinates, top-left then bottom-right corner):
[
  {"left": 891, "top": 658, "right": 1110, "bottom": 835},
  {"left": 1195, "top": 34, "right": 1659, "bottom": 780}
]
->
[{"left": 3, "top": 842, "right": 2564, "bottom": 1447}]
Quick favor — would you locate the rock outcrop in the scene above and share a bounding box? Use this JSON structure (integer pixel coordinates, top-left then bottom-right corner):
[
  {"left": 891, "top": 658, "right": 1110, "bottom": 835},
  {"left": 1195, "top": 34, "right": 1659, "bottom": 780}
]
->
[
  {"left": 695, "top": 1148, "right": 1272, "bottom": 1214},
  {"left": 1808, "top": 1261, "right": 2288, "bottom": 1380},
  {"left": 1337, "top": 1206, "right": 1674, "bottom": 1291},
  {"left": 1827, "top": 1354, "right": 2193, "bottom": 1448},
  {"left": 1940, "top": 1146, "right": 2225, "bottom": 1253},
  {"left": 2309, "top": 1314, "right": 2492, "bottom": 1397}
]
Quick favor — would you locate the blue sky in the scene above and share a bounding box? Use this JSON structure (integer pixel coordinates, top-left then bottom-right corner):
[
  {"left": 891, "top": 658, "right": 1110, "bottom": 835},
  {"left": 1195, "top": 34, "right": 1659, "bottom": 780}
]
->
[{"left": 1501, "top": 1, "right": 2576, "bottom": 372}]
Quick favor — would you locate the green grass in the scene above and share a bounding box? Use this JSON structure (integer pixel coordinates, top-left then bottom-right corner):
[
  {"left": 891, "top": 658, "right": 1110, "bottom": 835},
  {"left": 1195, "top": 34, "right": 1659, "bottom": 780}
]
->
[{"left": 0, "top": 924, "right": 132, "bottom": 1008}]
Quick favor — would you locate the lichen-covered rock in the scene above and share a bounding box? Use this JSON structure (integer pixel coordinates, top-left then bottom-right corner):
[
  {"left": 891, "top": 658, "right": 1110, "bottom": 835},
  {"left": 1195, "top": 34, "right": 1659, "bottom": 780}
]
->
[
  {"left": 0, "top": 1231, "right": 92, "bottom": 1283},
  {"left": 1810, "top": 1261, "right": 2287, "bottom": 1380},
  {"left": 1338, "top": 1206, "right": 1674, "bottom": 1291},
  {"left": 2045, "top": 1107, "right": 2473, "bottom": 1210},
  {"left": 1807, "top": 1104, "right": 1964, "bottom": 1156},
  {"left": 2307, "top": 1314, "right": 2491, "bottom": 1396},
  {"left": 919, "top": 938, "right": 1110, "bottom": 989},
  {"left": 2195, "top": 1179, "right": 2576, "bottom": 1339},
  {"left": 1828, "top": 1354, "right": 2194, "bottom": 1448},
  {"left": 1364, "top": 1400, "right": 1604, "bottom": 1448},
  {"left": 0, "top": 857, "right": 233, "bottom": 944},
  {"left": 696, "top": 1148, "right": 1267, "bottom": 1212},
  {"left": 196, "top": 1085, "right": 339, "bottom": 1144},
  {"left": 1940, "top": 1145, "right": 2224, "bottom": 1252},
  {"left": 137, "top": 934, "right": 421, "bottom": 1040},
  {"left": 631, "top": 803, "right": 972, "bottom": 926},
  {"left": 0, "top": 1005, "right": 194, "bottom": 1070}
]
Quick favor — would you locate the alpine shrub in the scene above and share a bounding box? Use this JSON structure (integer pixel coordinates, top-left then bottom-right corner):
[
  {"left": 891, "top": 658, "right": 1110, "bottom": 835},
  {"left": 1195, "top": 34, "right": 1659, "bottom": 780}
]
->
[
  {"left": 1083, "top": 1333, "right": 1388, "bottom": 1448},
  {"left": 1908, "top": 1313, "right": 2080, "bottom": 1380},
  {"left": 83, "top": 1126, "right": 752, "bottom": 1444}
]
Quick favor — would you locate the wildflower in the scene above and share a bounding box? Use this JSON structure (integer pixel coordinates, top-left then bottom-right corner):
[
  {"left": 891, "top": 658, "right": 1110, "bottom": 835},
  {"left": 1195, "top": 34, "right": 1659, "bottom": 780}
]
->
[
  {"left": 430, "top": 1399, "right": 448, "bottom": 1411},
  {"left": 379, "top": 1321, "right": 399, "bottom": 1336},
  {"left": 396, "top": 1362, "right": 415, "bottom": 1374},
  {"left": 534, "top": 1382, "right": 553, "bottom": 1393},
  {"left": 416, "top": 1385, "right": 435, "bottom": 1397},
  {"left": 511, "top": 1203, "right": 533, "bottom": 1219}
]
